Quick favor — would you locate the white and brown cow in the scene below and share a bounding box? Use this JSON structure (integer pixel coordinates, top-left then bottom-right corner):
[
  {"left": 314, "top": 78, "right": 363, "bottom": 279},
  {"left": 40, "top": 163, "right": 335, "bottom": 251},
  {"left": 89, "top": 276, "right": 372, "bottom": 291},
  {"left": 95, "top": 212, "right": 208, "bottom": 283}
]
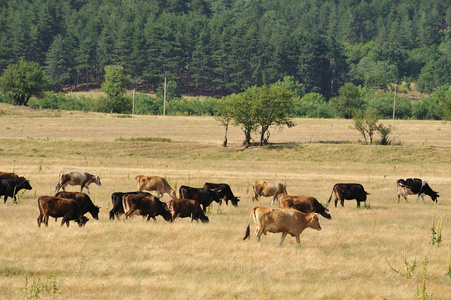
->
[
  {"left": 243, "top": 206, "right": 322, "bottom": 247},
  {"left": 135, "top": 175, "right": 176, "bottom": 199},
  {"left": 397, "top": 178, "right": 439, "bottom": 203},
  {"left": 55, "top": 171, "right": 101, "bottom": 194},
  {"left": 252, "top": 180, "right": 287, "bottom": 206}
]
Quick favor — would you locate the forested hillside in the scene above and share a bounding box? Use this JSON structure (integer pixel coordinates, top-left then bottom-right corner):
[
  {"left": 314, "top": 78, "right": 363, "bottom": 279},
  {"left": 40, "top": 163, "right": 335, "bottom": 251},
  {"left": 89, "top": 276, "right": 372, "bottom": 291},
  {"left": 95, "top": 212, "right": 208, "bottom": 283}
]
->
[{"left": 1, "top": 0, "right": 450, "bottom": 98}]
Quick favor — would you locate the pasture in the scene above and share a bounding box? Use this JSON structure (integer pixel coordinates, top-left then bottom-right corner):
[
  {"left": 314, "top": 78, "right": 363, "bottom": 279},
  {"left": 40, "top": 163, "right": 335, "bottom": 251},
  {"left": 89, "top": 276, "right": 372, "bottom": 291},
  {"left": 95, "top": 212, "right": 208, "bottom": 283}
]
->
[{"left": 0, "top": 103, "right": 450, "bottom": 299}]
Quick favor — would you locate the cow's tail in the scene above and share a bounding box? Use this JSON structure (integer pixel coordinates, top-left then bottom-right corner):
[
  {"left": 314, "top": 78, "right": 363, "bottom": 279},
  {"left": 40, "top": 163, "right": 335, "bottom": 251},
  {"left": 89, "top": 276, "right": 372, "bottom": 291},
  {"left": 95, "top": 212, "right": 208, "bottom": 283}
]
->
[
  {"left": 327, "top": 184, "right": 337, "bottom": 203},
  {"left": 243, "top": 207, "right": 257, "bottom": 240},
  {"left": 122, "top": 195, "right": 129, "bottom": 214}
]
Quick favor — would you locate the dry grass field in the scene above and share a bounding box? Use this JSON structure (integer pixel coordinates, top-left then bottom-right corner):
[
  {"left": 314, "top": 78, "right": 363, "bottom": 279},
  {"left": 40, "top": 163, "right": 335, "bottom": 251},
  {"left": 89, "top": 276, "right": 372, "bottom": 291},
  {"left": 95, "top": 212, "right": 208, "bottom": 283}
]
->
[{"left": 0, "top": 103, "right": 450, "bottom": 299}]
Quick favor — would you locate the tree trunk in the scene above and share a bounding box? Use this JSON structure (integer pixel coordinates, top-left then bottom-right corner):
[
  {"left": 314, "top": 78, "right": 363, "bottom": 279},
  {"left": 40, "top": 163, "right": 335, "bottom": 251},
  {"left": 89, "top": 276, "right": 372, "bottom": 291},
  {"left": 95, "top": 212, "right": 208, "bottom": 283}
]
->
[{"left": 223, "top": 123, "right": 228, "bottom": 147}]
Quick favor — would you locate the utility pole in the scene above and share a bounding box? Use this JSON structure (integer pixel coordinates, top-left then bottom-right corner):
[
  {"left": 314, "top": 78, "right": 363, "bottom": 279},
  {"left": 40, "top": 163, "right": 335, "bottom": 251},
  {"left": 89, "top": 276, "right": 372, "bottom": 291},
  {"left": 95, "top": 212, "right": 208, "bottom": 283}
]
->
[
  {"left": 392, "top": 83, "right": 397, "bottom": 120},
  {"left": 132, "top": 88, "right": 135, "bottom": 114},
  {"left": 163, "top": 77, "right": 167, "bottom": 116}
]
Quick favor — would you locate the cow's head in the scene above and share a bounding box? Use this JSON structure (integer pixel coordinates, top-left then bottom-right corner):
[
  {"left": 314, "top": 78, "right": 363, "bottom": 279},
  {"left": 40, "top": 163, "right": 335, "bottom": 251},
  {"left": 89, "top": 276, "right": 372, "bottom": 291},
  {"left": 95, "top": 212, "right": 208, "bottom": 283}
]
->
[
  {"left": 160, "top": 202, "right": 173, "bottom": 222},
  {"left": 429, "top": 191, "right": 439, "bottom": 202},
  {"left": 307, "top": 213, "right": 322, "bottom": 231},
  {"left": 323, "top": 208, "right": 332, "bottom": 219},
  {"left": 210, "top": 189, "right": 222, "bottom": 204},
  {"left": 94, "top": 176, "right": 101, "bottom": 186},
  {"left": 75, "top": 215, "right": 89, "bottom": 227},
  {"left": 91, "top": 206, "right": 101, "bottom": 220},
  {"left": 170, "top": 189, "right": 177, "bottom": 199},
  {"left": 19, "top": 179, "right": 33, "bottom": 191},
  {"left": 231, "top": 196, "right": 240, "bottom": 207}
]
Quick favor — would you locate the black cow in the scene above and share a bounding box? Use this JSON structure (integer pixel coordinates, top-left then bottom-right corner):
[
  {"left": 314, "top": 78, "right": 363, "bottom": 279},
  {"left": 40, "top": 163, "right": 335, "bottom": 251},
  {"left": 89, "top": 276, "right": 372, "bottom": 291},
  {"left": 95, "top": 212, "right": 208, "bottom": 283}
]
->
[
  {"left": 55, "top": 191, "right": 100, "bottom": 220},
  {"left": 0, "top": 179, "right": 32, "bottom": 203},
  {"left": 110, "top": 191, "right": 150, "bottom": 220},
  {"left": 179, "top": 185, "right": 221, "bottom": 212},
  {"left": 397, "top": 178, "right": 439, "bottom": 203},
  {"left": 327, "top": 183, "right": 369, "bottom": 208},
  {"left": 203, "top": 182, "right": 240, "bottom": 206}
]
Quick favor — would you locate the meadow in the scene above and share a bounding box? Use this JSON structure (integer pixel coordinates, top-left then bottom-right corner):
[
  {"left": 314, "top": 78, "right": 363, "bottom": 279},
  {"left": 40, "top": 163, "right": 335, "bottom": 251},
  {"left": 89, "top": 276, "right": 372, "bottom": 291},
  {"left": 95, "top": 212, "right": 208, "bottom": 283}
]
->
[{"left": 0, "top": 103, "right": 450, "bottom": 299}]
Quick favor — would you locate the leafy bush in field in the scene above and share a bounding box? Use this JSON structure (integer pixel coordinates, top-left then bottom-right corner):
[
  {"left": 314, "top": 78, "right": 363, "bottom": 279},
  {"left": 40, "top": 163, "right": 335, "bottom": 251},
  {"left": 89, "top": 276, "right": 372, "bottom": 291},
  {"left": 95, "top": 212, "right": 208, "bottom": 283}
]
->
[
  {"left": 134, "top": 93, "right": 162, "bottom": 115},
  {"left": 412, "top": 97, "right": 444, "bottom": 120},
  {"left": 366, "top": 94, "right": 412, "bottom": 119},
  {"left": 0, "top": 94, "right": 13, "bottom": 103},
  {"left": 166, "top": 97, "right": 218, "bottom": 116},
  {"left": 30, "top": 92, "right": 65, "bottom": 109},
  {"left": 293, "top": 93, "right": 335, "bottom": 118}
]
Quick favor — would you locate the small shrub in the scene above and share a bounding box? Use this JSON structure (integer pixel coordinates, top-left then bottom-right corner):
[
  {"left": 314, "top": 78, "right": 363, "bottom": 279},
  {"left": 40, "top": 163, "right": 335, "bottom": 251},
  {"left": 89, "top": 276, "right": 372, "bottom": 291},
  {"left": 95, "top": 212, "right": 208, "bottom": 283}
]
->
[
  {"left": 23, "top": 272, "right": 59, "bottom": 299},
  {"left": 386, "top": 250, "right": 417, "bottom": 279},
  {"left": 416, "top": 257, "right": 432, "bottom": 300}
]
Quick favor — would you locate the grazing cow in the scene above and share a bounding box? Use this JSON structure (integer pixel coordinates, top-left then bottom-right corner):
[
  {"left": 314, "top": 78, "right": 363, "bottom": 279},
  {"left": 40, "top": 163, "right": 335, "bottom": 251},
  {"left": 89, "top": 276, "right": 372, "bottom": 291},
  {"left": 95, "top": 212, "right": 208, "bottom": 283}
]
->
[
  {"left": 203, "top": 182, "right": 240, "bottom": 206},
  {"left": 37, "top": 196, "right": 89, "bottom": 227},
  {"left": 0, "top": 179, "right": 32, "bottom": 203},
  {"left": 243, "top": 207, "right": 322, "bottom": 247},
  {"left": 122, "top": 194, "right": 172, "bottom": 222},
  {"left": 135, "top": 175, "right": 177, "bottom": 199},
  {"left": 252, "top": 180, "right": 287, "bottom": 206},
  {"left": 327, "top": 183, "right": 369, "bottom": 208},
  {"left": 397, "top": 178, "right": 439, "bottom": 203},
  {"left": 109, "top": 191, "right": 150, "bottom": 220},
  {"left": 55, "top": 171, "right": 101, "bottom": 194},
  {"left": 55, "top": 191, "right": 100, "bottom": 220},
  {"left": 0, "top": 172, "right": 25, "bottom": 181},
  {"left": 179, "top": 185, "right": 221, "bottom": 212},
  {"left": 167, "top": 198, "right": 209, "bottom": 223},
  {"left": 279, "top": 194, "right": 331, "bottom": 219}
]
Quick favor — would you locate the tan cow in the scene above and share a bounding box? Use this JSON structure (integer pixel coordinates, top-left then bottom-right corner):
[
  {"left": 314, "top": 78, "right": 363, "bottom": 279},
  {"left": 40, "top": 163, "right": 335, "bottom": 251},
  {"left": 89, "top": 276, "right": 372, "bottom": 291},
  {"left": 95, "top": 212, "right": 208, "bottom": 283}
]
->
[
  {"left": 243, "top": 207, "right": 321, "bottom": 247},
  {"left": 135, "top": 175, "right": 176, "bottom": 199},
  {"left": 252, "top": 180, "right": 287, "bottom": 206}
]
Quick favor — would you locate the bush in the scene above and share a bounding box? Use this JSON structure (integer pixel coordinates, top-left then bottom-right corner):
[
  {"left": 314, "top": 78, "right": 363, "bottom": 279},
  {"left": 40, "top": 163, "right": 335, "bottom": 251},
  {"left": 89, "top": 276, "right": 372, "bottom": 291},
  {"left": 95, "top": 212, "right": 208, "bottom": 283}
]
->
[
  {"left": 412, "top": 97, "right": 444, "bottom": 120},
  {"left": 134, "top": 93, "right": 162, "bottom": 115},
  {"left": 32, "top": 92, "right": 65, "bottom": 109},
  {"left": 366, "top": 94, "right": 412, "bottom": 119},
  {"left": 294, "top": 93, "right": 335, "bottom": 118},
  {"left": 0, "top": 94, "right": 13, "bottom": 104}
]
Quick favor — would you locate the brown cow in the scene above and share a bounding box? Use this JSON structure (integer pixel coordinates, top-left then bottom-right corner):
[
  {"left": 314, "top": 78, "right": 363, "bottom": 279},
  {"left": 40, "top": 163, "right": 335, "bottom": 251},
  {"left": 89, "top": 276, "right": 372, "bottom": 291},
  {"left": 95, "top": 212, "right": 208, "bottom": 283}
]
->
[
  {"left": 37, "top": 196, "right": 89, "bottom": 227},
  {"left": 252, "top": 180, "right": 287, "bottom": 206},
  {"left": 243, "top": 207, "right": 321, "bottom": 247},
  {"left": 55, "top": 171, "right": 101, "bottom": 194},
  {"left": 167, "top": 198, "right": 209, "bottom": 223},
  {"left": 55, "top": 191, "right": 100, "bottom": 220},
  {"left": 122, "top": 193, "right": 172, "bottom": 222},
  {"left": 0, "top": 172, "right": 24, "bottom": 181},
  {"left": 279, "top": 194, "right": 331, "bottom": 219},
  {"left": 135, "top": 175, "right": 176, "bottom": 199}
]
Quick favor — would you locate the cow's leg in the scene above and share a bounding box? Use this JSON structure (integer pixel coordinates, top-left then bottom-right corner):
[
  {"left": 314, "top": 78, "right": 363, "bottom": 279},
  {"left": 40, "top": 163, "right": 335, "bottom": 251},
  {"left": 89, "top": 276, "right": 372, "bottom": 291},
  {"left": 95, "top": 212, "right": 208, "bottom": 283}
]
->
[
  {"left": 124, "top": 209, "right": 136, "bottom": 223},
  {"left": 279, "top": 232, "right": 288, "bottom": 247},
  {"left": 37, "top": 214, "right": 43, "bottom": 227},
  {"left": 3, "top": 195, "right": 7, "bottom": 203},
  {"left": 356, "top": 200, "right": 361, "bottom": 208},
  {"left": 44, "top": 214, "right": 49, "bottom": 227},
  {"left": 295, "top": 235, "right": 301, "bottom": 247}
]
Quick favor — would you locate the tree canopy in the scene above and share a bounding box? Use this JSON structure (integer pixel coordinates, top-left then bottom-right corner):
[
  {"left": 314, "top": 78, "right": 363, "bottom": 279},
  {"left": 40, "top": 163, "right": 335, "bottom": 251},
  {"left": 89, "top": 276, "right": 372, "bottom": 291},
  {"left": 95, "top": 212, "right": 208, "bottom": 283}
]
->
[{"left": 0, "top": 60, "right": 48, "bottom": 106}]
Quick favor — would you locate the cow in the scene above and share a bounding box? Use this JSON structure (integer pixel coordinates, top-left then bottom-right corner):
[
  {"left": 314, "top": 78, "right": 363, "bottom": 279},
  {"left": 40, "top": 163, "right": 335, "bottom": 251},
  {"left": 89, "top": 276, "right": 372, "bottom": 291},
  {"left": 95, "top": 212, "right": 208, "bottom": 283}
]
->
[
  {"left": 279, "top": 194, "right": 331, "bottom": 219},
  {"left": 135, "top": 175, "right": 176, "bottom": 199},
  {"left": 37, "top": 196, "right": 89, "bottom": 227},
  {"left": 252, "top": 180, "right": 287, "bottom": 206},
  {"left": 167, "top": 198, "right": 209, "bottom": 223},
  {"left": 243, "top": 207, "right": 322, "bottom": 247},
  {"left": 122, "top": 193, "right": 172, "bottom": 222},
  {"left": 0, "top": 172, "right": 25, "bottom": 181},
  {"left": 0, "top": 179, "right": 32, "bottom": 203},
  {"left": 397, "top": 178, "right": 439, "bottom": 203},
  {"left": 179, "top": 185, "right": 221, "bottom": 212},
  {"left": 327, "top": 183, "right": 369, "bottom": 208},
  {"left": 55, "top": 171, "right": 101, "bottom": 194},
  {"left": 203, "top": 182, "right": 240, "bottom": 206},
  {"left": 55, "top": 191, "right": 100, "bottom": 220},
  {"left": 109, "top": 191, "right": 150, "bottom": 220}
]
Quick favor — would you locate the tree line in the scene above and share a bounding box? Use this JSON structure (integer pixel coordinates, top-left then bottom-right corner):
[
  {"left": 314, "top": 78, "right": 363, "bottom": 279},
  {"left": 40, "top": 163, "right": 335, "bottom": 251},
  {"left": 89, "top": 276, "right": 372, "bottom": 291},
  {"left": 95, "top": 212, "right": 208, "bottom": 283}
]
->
[{"left": 2, "top": 0, "right": 451, "bottom": 97}]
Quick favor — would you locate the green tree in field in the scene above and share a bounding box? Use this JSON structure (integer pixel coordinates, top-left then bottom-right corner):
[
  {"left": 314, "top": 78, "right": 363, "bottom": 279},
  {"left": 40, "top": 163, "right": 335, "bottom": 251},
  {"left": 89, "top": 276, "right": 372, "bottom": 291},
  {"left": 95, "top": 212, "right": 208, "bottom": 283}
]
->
[
  {"left": 329, "top": 83, "right": 364, "bottom": 118},
  {"left": 352, "top": 109, "right": 380, "bottom": 144},
  {"left": 0, "top": 60, "right": 49, "bottom": 106},
  {"left": 101, "top": 65, "right": 130, "bottom": 113},
  {"left": 215, "top": 98, "right": 233, "bottom": 147}
]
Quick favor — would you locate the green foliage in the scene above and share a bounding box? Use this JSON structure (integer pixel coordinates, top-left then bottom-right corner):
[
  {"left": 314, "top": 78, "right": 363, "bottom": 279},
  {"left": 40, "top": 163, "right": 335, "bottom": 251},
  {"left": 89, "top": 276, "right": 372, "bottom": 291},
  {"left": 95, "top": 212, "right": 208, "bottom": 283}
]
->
[
  {"left": 386, "top": 250, "right": 417, "bottom": 279},
  {"left": 412, "top": 97, "right": 444, "bottom": 120},
  {"left": 417, "top": 257, "right": 432, "bottom": 300},
  {"left": 23, "top": 272, "right": 59, "bottom": 300},
  {"left": 294, "top": 93, "right": 335, "bottom": 118},
  {"left": 134, "top": 93, "right": 162, "bottom": 115},
  {"left": 330, "top": 83, "right": 365, "bottom": 119},
  {"left": 101, "top": 65, "right": 130, "bottom": 98},
  {"left": 0, "top": 60, "right": 49, "bottom": 106},
  {"left": 156, "top": 80, "right": 181, "bottom": 101},
  {"left": 272, "top": 76, "right": 305, "bottom": 98},
  {"left": 430, "top": 213, "right": 443, "bottom": 246},
  {"left": 366, "top": 94, "right": 412, "bottom": 119},
  {"left": 353, "top": 109, "right": 380, "bottom": 144}
]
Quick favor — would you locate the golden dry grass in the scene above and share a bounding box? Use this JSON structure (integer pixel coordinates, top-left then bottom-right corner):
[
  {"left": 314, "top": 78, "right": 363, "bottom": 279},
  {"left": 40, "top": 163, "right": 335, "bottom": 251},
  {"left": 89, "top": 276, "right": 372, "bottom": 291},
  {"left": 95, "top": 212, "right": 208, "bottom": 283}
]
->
[{"left": 0, "top": 103, "right": 450, "bottom": 299}]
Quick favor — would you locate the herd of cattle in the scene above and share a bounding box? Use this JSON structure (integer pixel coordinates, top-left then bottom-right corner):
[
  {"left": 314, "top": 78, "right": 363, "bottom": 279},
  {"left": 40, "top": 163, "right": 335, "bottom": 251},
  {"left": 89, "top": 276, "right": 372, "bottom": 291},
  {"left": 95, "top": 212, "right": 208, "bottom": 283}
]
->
[{"left": 0, "top": 170, "right": 441, "bottom": 246}]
